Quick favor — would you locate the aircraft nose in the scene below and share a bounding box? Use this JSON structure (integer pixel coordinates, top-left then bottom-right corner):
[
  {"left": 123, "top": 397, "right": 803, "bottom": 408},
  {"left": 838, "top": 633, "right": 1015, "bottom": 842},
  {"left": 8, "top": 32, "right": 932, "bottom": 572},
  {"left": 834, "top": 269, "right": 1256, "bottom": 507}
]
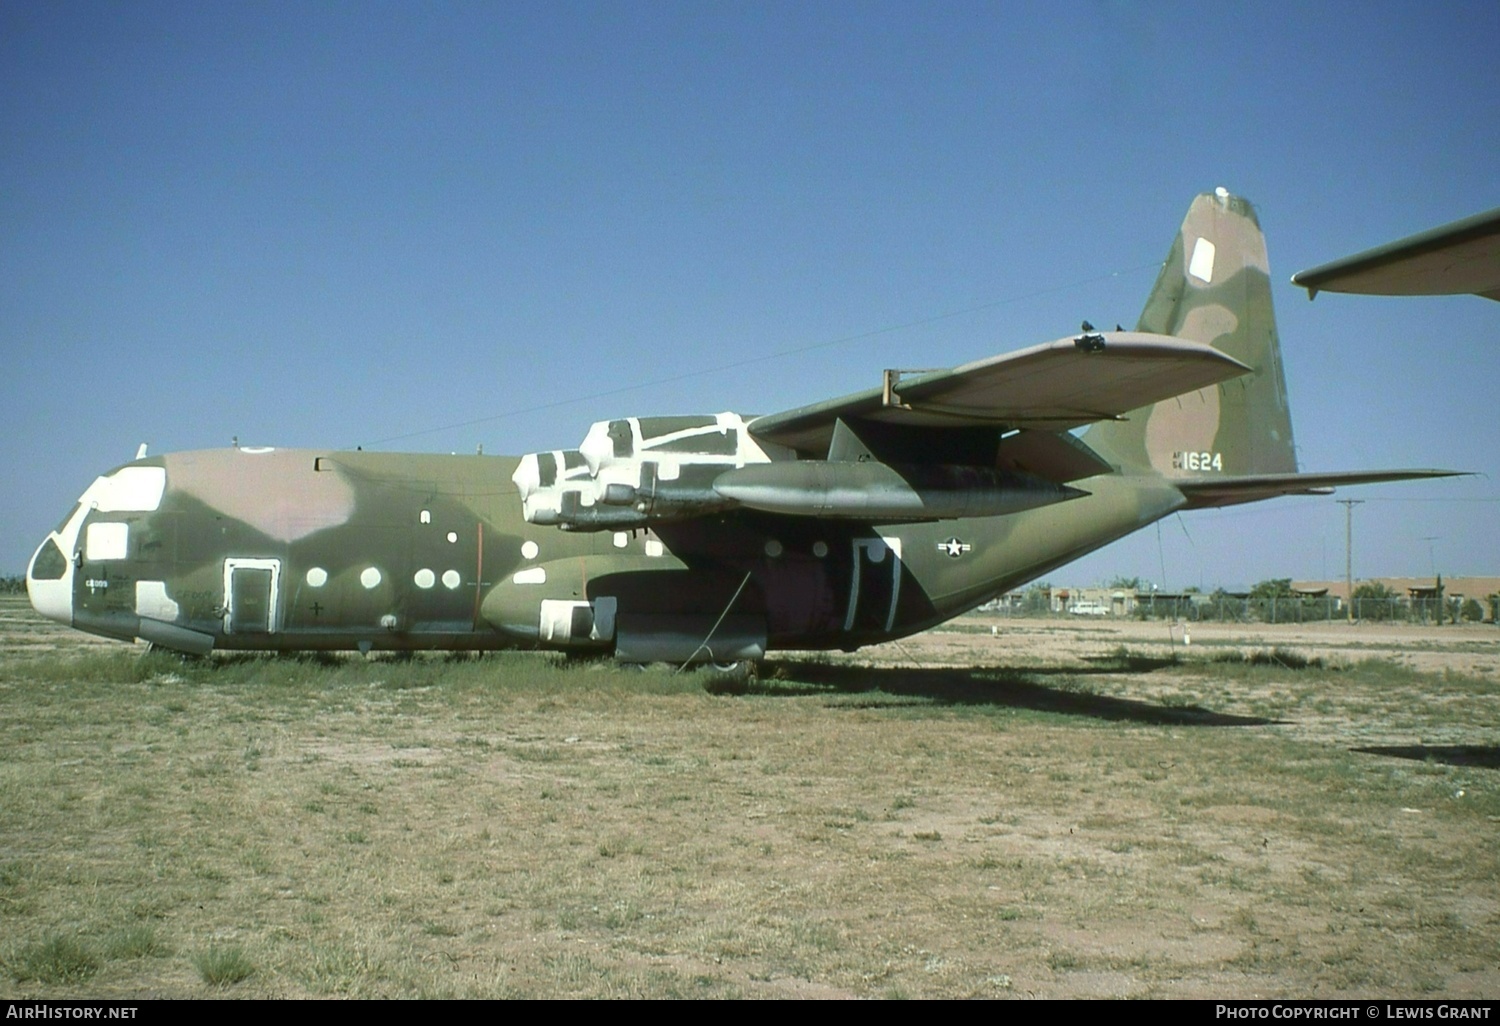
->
[{"left": 26, "top": 533, "right": 74, "bottom": 625}]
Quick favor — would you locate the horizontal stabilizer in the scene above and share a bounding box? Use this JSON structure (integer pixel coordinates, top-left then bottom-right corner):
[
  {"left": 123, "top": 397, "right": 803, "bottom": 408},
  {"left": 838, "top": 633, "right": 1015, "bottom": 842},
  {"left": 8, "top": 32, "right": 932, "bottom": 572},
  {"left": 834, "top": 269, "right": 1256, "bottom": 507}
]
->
[
  {"left": 1175, "top": 469, "right": 1466, "bottom": 509},
  {"left": 750, "top": 331, "right": 1250, "bottom": 455}
]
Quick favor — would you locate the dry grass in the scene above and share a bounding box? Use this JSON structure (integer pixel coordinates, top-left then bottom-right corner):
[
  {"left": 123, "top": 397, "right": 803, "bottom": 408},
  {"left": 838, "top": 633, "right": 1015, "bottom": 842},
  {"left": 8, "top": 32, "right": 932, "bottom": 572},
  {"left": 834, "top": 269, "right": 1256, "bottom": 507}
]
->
[{"left": 1, "top": 597, "right": 1498, "bottom": 998}]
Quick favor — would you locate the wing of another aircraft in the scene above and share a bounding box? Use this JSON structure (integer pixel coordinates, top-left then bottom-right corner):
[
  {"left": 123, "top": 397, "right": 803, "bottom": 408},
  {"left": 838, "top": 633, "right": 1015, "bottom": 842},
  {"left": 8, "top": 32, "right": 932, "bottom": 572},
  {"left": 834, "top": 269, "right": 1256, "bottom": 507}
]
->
[
  {"left": 1291, "top": 207, "right": 1500, "bottom": 301},
  {"left": 747, "top": 331, "right": 1251, "bottom": 456},
  {"left": 1175, "top": 469, "right": 1464, "bottom": 508}
]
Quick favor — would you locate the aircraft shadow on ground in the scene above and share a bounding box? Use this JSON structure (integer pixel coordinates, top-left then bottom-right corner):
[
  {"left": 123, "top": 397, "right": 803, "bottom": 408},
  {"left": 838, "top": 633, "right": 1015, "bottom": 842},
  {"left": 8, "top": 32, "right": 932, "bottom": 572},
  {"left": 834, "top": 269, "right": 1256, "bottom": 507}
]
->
[
  {"left": 1351, "top": 744, "right": 1500, "bottom": 770},
  {"left": 759, "top": 660, "right": 1276, "bottom": 728}
]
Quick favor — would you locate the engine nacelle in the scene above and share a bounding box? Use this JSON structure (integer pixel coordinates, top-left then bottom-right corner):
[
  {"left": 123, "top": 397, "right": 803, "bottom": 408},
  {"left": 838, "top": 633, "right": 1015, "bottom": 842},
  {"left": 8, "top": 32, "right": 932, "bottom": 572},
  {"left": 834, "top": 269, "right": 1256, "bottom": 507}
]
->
[
  {"left": 513, "top": 412, "right": 775, "bottom": 531},
  {"left": 712, "top": 461, "right": 1086, "bottom": 519}
]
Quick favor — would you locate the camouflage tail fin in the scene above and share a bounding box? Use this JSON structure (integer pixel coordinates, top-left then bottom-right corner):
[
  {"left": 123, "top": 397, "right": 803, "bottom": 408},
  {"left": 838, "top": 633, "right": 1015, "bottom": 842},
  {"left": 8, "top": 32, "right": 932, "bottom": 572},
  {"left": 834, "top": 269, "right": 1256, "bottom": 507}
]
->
[{"left": 1083, "top": 190, "right": 1298, "bottom": 477}]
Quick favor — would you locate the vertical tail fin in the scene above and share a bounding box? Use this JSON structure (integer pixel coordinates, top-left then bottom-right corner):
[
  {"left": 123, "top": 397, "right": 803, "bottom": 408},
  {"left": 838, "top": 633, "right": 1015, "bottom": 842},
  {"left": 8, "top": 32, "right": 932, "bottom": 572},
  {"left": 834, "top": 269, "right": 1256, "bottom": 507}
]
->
[{"left": 1084, "top": 190, "right": 1298, "bottom": 477}]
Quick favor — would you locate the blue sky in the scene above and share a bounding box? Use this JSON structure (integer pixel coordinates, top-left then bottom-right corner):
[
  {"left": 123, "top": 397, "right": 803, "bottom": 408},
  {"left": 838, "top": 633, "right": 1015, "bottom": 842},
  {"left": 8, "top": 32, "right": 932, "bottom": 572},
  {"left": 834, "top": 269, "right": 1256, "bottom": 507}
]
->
[{"left": 3, "top": 1, "right": 1496, "bottom": 588}]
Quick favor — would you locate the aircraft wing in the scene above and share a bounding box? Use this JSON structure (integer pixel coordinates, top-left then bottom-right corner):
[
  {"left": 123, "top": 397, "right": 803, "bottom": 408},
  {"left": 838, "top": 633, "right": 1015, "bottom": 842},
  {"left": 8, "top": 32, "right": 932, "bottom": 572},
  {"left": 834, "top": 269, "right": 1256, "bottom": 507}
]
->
[
  {"left": 1291, "top": 207, "right": 1500, "bottom": 301},
  {"left": 1174, "top": 469, "right": 1466, "bottom": 509},
  {"left": 748, "top": 331, "right": 1251, "bottom": 456}
]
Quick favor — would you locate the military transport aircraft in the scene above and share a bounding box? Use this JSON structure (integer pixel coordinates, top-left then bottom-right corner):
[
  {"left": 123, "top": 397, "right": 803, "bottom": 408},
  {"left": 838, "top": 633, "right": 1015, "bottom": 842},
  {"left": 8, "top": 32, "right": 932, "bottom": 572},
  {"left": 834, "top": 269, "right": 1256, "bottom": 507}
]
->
[{"left": 26, "top": 190, "right": 1460, "bottom": 665}]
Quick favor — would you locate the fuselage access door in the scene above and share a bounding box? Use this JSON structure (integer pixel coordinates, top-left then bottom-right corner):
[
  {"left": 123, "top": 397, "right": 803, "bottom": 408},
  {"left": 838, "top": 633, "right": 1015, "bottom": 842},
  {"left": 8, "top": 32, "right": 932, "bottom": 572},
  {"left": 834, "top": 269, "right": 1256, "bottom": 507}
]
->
[
  {"left": 844, "top": 536, "right": 902, "bottom": 634},
  {"left": 222, "top": 558, "right": 282, "bottom": 635}
]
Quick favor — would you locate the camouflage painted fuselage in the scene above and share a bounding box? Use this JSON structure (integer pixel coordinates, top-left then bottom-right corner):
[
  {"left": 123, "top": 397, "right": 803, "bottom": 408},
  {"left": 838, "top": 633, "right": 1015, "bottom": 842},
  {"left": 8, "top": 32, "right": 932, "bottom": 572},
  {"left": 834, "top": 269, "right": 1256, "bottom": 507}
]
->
[{"left": 26, "top": 445, "right": 1185, "bottom": 659}]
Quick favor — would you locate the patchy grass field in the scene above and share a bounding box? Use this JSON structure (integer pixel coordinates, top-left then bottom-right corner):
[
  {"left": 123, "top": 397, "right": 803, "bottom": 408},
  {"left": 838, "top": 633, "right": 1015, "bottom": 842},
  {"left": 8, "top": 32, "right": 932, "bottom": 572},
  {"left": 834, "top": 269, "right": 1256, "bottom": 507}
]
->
[{"left": 1, "top": 596, "right": 1498, "bottom": 998}]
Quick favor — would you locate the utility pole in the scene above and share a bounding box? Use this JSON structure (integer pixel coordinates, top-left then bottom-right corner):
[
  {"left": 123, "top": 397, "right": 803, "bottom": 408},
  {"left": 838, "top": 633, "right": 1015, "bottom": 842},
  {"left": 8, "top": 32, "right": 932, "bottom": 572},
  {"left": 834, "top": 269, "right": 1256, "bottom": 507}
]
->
[
  {"left": 1338, "top": 500, "right": 1364, "bottom": 624},
  {"left": 1422, "top": 536, "right": 1441, "bottom": 626},
  {"left": 1422, "top": 536, "right": 1439, "bottom": 576}
]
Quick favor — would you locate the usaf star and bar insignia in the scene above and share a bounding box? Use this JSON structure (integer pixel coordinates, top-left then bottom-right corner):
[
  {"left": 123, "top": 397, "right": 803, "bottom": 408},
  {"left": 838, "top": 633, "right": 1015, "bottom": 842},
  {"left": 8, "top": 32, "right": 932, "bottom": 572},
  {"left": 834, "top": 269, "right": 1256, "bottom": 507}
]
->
[{"left": 938, "top": 538, "right": 971, "bottom": 558}]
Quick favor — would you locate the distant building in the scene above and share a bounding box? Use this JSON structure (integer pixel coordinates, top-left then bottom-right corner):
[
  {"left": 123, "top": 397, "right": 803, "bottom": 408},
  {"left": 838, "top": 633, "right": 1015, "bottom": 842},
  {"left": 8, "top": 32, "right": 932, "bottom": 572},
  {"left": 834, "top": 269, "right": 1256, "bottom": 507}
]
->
[
  {"left": 1048, "top": 586, "right": 1137, "bottom": 616},
  {"left": 987, "top": 576, "right": 1498, "bottom": 622},
  {"left": 1293, "top": 576, "right": 1500, "bottom": 607}
]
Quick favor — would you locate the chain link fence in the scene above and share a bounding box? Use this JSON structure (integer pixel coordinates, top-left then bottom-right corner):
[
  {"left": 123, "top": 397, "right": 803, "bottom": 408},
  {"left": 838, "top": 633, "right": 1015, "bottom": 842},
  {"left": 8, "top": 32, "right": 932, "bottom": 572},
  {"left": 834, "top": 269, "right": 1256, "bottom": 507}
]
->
[{"left": 993, "top": 587, "right": 1498, "bottom": 624}]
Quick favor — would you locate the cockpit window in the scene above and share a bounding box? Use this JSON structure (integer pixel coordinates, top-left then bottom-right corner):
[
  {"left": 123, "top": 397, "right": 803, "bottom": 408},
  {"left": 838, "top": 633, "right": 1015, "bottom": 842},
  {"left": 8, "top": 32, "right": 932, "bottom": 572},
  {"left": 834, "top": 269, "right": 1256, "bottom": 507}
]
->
[{"left": 29, "top": 537, "right": 68, "bottom": 580}]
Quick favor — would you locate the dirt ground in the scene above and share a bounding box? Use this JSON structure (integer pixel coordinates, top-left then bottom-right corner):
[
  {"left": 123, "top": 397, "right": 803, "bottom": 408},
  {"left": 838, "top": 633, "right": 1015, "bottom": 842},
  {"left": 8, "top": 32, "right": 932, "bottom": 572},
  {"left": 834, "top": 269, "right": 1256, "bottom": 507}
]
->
[
  {"left": 3, "top": 601, "right": 1499, "bottom": 998},
  {"left": 876, "top": 614, "right": 1500, "bottom": 679}
]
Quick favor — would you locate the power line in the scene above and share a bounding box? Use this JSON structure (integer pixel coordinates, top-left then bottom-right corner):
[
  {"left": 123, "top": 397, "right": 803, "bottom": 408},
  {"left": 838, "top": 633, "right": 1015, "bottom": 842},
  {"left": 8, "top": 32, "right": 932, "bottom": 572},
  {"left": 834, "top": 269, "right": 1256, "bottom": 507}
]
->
[
  {"left": 1340, "top": 496, "right": 1498, "bottom": 503},
  {"left": 360, "top": 260, "right": 1162, "bottom": 448}
]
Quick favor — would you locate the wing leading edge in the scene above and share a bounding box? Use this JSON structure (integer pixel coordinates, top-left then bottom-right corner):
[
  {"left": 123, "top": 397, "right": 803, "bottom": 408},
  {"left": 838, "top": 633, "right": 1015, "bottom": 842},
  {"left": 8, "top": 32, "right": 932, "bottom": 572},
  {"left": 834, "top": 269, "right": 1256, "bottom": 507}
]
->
[
  {"left": 747, "top": 331, "right": 1251, "bottom": 456},
  {"left": 1292, "top": 206, "right": 1500, "bottom": 302}
]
